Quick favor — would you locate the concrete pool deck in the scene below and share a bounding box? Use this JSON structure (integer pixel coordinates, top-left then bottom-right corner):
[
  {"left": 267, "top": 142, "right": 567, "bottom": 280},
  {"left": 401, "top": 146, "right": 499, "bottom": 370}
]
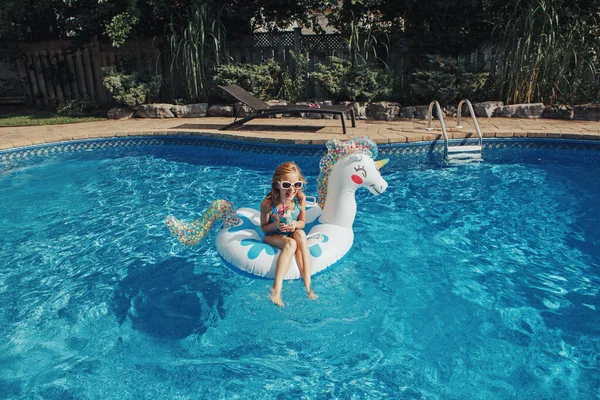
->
[{"left": 1, "top": 116, "right": 600, "bottom": 150}]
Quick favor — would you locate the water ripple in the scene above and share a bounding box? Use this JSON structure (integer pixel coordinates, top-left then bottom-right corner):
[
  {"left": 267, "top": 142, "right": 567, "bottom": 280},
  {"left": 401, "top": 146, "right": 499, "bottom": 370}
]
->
[{"left": 1, "top": 145, "right": 599, "bottom": 398}]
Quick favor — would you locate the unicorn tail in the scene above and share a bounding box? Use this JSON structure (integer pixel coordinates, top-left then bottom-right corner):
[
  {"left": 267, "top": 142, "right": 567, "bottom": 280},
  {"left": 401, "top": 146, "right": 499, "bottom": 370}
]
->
[{"left": 165, "top": 199, "right": 240, "bottom": 246}]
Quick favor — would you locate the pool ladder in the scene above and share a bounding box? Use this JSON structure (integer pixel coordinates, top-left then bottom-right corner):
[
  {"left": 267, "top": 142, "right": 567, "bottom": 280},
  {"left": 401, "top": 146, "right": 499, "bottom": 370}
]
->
[{"left": 426, "top": 99, "right": 483, "bottom": 164}]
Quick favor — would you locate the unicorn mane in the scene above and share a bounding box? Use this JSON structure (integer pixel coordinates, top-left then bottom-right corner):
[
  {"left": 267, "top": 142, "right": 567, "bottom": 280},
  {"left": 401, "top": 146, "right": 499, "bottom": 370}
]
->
[{"left": 317, "top": 136, "right": 379, "bottom": 209}]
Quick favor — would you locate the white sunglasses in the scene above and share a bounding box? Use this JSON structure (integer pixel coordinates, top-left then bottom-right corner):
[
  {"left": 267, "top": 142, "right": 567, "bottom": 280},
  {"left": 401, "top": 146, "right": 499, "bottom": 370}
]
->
[{"left": 278, "top": 180, "right": 303, "bottom": 189}]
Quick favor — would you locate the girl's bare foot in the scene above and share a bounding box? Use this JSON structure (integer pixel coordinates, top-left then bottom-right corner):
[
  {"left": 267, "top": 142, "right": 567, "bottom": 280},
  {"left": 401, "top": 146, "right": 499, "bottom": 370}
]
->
[
  {"left": 307, "top": 290, "right": 318, "bottom": 300},
  {"left": 270, "top": 288, "right": 284, "bottom": 307}
]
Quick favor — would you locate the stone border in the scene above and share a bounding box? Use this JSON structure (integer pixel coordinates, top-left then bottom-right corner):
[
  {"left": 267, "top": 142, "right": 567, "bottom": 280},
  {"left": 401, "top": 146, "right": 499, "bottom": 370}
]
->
[{"left": 2, "top": 125, "right": 600, "bottom": 152}]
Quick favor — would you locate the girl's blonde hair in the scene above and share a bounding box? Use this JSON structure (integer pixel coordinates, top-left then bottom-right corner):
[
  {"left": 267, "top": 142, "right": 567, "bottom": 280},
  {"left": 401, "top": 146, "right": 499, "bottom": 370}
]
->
[{"left": 269, "top": 162, "right": 306, "bottom": 205}]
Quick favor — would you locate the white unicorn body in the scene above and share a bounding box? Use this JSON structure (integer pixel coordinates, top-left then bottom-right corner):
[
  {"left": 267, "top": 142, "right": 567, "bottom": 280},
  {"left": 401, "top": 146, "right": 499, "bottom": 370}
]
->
[{"left": 166, "top": 137, "right": 388, "bottom": 280}]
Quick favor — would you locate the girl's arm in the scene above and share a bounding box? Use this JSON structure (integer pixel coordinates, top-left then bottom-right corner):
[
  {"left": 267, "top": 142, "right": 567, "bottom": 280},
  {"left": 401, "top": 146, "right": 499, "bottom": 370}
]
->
[
  {"left": 260, "top": 198, "right": 280, "bottom": 234},
  {"left": 291, "top": 194, "right": 306, "bottom": 230}
]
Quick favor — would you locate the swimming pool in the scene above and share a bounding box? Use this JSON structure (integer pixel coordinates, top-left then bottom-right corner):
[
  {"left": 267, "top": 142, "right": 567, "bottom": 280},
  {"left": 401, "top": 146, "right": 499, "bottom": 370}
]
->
[{"left": 1, "top": 137, "right": 599, "bottom": 399}]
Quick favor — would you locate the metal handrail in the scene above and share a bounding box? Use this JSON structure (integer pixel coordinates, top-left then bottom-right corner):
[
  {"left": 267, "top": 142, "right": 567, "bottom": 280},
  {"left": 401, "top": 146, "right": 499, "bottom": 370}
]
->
[
  {"left": 456, "top": 99, "right": 483, "bottom": 147},
  {"left": 425, "top": 100, "right": 449, "bottom": 159}
]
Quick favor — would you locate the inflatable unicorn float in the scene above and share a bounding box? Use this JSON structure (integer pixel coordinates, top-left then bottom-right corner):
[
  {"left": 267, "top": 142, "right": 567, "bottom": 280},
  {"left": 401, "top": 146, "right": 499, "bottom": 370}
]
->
[{"left": 166, "top": 136, "right": 388, "bottom": 280}]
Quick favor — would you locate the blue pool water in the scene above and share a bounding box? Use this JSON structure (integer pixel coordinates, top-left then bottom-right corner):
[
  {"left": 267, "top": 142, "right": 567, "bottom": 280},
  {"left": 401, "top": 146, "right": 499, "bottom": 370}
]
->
[{"left": 1, "top": 138, "right": 599, "bottom": 399}]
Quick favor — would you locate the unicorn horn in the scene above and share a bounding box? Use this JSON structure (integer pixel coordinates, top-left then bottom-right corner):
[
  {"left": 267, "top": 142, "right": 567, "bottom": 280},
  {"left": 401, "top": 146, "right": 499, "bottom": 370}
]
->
[{"left": 375, "top": 158, "right": 389, "bottom": 170}]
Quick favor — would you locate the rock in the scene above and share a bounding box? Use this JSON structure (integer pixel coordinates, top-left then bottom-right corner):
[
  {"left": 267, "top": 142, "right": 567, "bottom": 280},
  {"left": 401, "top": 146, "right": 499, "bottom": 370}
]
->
[
  {"left": 512, "top": 103, "right": 544, "bottom": 118},
  {"left": 467, "top": 101, "right": 503, "bottom": 118},
  {"left": 573, "top": 104, "right": 600, "bottom": 121},
  {"left": 338, "top": 101, "right": 368, "bottom": 120},
  {"left": 135, "top": 103, "right": 175, "bottom": 118},
  {"left": 207, "top": 104, "right": 234, "bottom": 117},
  {"left": 493, "top": 104, "right": 518, "bottom": 117},
  {"left": 369, "top": 101, "right": 401, "bottom": 120},
  {"left": 108, "top": 107, "right": 134, "bottom": 120},
  {"left": 317, "top": 100, "right": 335, "bottom": 119},
  {"left": 494, "top": 103, "right": 544, "bottom": 118},
  {"left": 353, "top": 102, "right": 368, "bottom": 120},
  {"left": 296, "top": 100, "right": 336, "bottom": 119},
  {"left": 170, "top": 103, "right": 208, "bottom": 118},
  {"left": 233, "top": 102, "right": 251, "bottom": 118},
  {"left": 444, "top": 105, "right": 457, "bottom": 117},
  {"left": 295, "top": 101, "right": 323, "bottom": 119},
  {"left": 399, "top": 105, "right": 428, "bottom": 120},
  {"left": 542, "top": 105, "right": 573, "bottom": 120},
  {"left": 266, "top": 100, "right": 290, "bottom": 107},
  {"left": 266, "top": 100, "right": 291, "bottom": 118}
]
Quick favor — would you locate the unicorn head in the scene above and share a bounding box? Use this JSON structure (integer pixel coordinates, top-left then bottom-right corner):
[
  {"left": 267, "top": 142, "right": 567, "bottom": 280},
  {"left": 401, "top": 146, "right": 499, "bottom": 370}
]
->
[{"left": 317, "top": 137, "right": 388, "bottom": 228}]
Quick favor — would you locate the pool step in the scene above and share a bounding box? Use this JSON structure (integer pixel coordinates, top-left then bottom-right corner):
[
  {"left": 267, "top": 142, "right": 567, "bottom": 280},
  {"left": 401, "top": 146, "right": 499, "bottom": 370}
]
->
[
  {"left": 447, "top": 155, "right": 483, "bottom": 165},
  {"left": 446, "top": 145, "right": 483, "bottom": 164},
  {"left": 447, "top": 145, "right": 482, "bottom": 154}
]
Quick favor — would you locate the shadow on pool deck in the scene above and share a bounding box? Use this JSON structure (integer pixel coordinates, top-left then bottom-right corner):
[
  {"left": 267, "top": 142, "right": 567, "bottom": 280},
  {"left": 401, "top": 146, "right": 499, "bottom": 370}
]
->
[
  {"left": 172, "top": 122, "right": 324, "bottom": 133},
  {"left": 1, "top": 116, "right": 600, "bottom": 150}
]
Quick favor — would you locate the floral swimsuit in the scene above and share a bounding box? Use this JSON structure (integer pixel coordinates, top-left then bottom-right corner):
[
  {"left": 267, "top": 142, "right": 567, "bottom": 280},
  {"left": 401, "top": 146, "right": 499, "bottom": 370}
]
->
[{"left": 268, "top": 196, "right": 300, "bottom": 236}]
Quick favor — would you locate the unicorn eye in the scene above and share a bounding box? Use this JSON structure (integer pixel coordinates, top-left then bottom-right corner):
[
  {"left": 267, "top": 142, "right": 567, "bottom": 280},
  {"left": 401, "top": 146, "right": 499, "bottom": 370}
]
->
[{"left": 354, "top": 165, "right": 367, "bottom": 178}]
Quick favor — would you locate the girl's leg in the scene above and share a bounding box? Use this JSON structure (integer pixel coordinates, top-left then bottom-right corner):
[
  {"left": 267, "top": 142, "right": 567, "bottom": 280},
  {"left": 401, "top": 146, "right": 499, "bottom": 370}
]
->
[
  {"left": 264, "top": 235, "right": 297, "bottom": 307},
  {"left": 293, "top": 230, "right": 318, "bottom": 300}
]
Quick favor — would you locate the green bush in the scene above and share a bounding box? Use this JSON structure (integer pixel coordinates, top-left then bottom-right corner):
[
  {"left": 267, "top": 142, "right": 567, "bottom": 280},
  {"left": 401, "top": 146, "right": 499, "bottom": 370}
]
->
[
  {"left": 277, "top": 52, "right": 310, "bottom": 104},
  {"left": 214, "top": 54, "right": 314, "bottom": 103},
  {"left": 213, "top": 56, "right": 392, "bottom": 104},
  {"left": 311, "top": 56, "right": 392, "bottom": 103},
  {"left": 57, "top": 95, "right": 99, "bottom": 116},
  {"left": 409, "top": 55, "right": 490, "bottom": 106},
  {"left": 102, "top": 67, "right": 162, "bottom": 109},
  {"left": 213, "top": 59, "right": 280, "bottom": 100}
]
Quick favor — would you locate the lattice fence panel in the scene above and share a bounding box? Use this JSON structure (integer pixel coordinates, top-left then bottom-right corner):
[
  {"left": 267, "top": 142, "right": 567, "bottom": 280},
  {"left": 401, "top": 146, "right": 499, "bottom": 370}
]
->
[
  {"left": 253, "top": 32, "right": 295, "bottom": 48},
  {"left": 301, "top": 34, "right": 346, "bottom": 51}
]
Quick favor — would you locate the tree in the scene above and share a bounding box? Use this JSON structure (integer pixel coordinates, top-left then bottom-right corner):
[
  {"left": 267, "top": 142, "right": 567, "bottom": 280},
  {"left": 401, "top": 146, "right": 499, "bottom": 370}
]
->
[
  {"left": 325, "top": 0, "right": 497, "bottom": 56},
  {"left": 0, "top": 0, "right": 332, "bottom": 53}
]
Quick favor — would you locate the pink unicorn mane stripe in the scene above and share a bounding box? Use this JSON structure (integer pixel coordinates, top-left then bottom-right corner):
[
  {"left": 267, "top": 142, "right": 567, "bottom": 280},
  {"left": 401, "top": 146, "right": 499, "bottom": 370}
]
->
[
  {"left": 165, "top": 199, "right": 240, "bottom": 246},
  {"left": 317, "top": 136, "right": 379, "bottom": 209}
]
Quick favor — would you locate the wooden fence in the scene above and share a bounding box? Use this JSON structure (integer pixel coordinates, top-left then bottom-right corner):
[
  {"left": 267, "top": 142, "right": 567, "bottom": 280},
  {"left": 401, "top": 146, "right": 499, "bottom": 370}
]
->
[
  {"left": 9, "top": 30, "right": 484, "bottom": 107},
  {"left": 13, "top": 39, "right": 164, "bottom": 107}
]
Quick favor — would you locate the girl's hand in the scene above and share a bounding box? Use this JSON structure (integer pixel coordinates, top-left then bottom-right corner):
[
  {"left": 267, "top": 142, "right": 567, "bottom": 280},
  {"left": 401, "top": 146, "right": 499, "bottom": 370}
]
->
[
  {"left": 287, "top": 221, "right": 298, "bottom": 232},
  {"left": 278, "top": 222, "right": 293, "bottom": 232},
  {"left": 278, "top": 220, "right": 298, "bottom": 232}
]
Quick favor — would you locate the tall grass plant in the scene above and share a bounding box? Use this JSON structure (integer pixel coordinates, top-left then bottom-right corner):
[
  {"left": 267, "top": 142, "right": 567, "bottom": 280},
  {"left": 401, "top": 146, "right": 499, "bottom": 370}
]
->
[
  {"left": 497, "top": 0, "right": 599, "bottom": 104},
  {"left": 167, "top": 4, "right": 227, "bottom": 103}
]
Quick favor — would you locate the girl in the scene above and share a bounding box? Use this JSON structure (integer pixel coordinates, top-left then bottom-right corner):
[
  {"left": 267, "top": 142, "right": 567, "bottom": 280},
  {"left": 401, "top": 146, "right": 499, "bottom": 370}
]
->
[{"left": 260, "top": 162, "right": 318, "bottom": 307}]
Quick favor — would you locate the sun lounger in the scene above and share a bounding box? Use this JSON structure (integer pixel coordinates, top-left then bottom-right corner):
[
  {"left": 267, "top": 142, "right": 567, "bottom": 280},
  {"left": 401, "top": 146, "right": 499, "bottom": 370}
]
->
[{"left": 218, "top": 84, "right": 356, "bottom": 134}]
